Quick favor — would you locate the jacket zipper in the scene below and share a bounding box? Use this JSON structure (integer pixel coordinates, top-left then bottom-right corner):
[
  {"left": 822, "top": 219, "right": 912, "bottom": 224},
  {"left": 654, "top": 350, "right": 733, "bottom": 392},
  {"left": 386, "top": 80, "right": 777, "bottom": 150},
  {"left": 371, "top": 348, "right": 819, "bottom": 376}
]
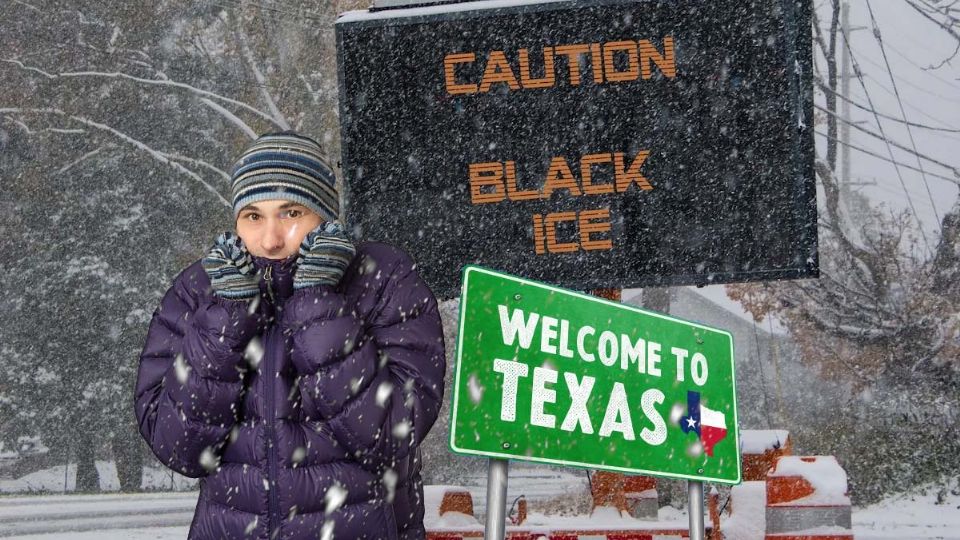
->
[
  {"left": 262, "top": 265, "right": 281, "bottom": 537},
  {"left": 264, "top": 266, "right": 275, "bottom": 304}
]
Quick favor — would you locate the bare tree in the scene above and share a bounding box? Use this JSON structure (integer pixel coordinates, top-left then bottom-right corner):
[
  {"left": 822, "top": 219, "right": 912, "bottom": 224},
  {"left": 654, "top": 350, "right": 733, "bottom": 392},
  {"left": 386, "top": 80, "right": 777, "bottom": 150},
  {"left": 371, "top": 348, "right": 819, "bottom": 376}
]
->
[
  {"left": 0, "top": 0, "right": 364, "bottom": 492},
  {"left": 726, "top": 0, "right": 960, "bottom": 503}
]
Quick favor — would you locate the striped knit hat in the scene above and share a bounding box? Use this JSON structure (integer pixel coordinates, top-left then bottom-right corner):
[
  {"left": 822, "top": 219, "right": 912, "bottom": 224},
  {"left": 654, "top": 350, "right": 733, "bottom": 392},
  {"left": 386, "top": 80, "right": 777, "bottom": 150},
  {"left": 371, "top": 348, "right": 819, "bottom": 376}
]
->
[{"left": 230, "top": 131, "right": 339, "bottom": 222}]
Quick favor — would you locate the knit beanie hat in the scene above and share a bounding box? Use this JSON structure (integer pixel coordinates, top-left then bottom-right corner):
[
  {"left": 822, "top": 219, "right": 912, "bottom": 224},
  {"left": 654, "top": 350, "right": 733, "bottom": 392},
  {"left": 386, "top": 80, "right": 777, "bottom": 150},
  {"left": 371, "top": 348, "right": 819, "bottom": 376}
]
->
[{"left": 230, "top": 131, "right": 339, "bottom": 223}]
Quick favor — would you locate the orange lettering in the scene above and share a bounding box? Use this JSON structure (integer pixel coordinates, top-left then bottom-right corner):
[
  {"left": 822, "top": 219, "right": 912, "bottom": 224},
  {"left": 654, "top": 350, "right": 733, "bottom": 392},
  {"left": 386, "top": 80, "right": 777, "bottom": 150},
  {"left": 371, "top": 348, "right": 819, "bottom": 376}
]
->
[
  {"left": 580, "top": 153, "right": 615, "bottom": 195},
  {"left": 505, "top": 161, "right": 539, "bottom": 200},
  {"left": 603, "top": 41, "right": 640, "bottom": 82},
  {"left": 444, "top": 52, "right": 478, "bottom": 95},
  {"left": 468, "top": 162, "right": 506, "bottom": 204},
  {"left": 479, "top": 51, "right": 521, "bottom": 93},
  {"left": 542, "top": 157, "right": 583, "bottom": 199},
  {"left": 589, "top": 43, "right": 604, "bottom": 84},
  {"left": 518, "top": 47, "right": 555, "bottom": 89},
  {"left": 553, "top": 44, "right": 590, "bottom": 85},
  {"left": 532, "top": 213, "right": 546, "bottom": 254},
  {"left": 546, "top": 211, "right": 579, "bottom": 253},
  {"left": 639, "top": 36, "right": 676, "bottom": 79},
  {"left": 579, "top": 208, "right": 613, "bottom": 251},
  {"left": 614, "top": 151, "right": 652, "bottom": 192}
]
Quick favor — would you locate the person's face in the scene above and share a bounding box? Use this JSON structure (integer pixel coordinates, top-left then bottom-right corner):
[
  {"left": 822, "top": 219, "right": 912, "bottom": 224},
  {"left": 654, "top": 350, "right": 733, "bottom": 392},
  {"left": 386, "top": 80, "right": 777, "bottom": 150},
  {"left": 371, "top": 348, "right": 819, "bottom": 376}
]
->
[{"left": 235, "top": 200, "right": 324, "bottom": 259}]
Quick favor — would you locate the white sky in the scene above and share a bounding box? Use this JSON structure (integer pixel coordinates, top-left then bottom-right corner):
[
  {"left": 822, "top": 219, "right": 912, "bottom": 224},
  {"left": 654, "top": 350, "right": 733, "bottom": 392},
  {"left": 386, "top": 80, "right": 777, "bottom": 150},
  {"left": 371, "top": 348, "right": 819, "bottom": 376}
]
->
[{"left": 825, "top": 1, "right": 960, "bottom": 240}]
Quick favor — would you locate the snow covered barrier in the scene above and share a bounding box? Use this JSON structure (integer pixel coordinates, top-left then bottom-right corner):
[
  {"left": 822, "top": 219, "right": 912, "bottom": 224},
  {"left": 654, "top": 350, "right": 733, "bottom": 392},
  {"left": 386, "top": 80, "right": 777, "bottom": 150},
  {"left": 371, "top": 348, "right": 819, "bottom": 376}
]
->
[
  {"left": 741, "top": 429, "right": 791, "bottom": 482},
  {"left": 623, "top": 475, "right": 658, "bottom": 520},
  {"left": 422, "top": 484, "right": 691, "bottom": 539},
  {"left": 764, "top": 456, "right": 853, "bottom": 540},
  {"left": 424, "top": 485, "right": 482, "bottom": 534}
]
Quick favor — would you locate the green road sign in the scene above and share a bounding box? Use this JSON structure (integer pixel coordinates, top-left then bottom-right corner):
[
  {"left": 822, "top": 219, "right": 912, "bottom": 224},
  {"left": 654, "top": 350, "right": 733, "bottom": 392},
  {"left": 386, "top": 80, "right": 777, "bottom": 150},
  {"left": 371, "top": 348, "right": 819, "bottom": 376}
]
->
[{"left": 450, "top": 266, "right": 741, "bottom": 484}]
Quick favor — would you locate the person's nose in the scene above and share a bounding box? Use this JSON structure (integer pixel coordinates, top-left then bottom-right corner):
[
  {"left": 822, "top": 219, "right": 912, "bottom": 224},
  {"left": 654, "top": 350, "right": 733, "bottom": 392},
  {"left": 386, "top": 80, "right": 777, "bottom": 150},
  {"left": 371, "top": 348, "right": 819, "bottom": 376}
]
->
[{"left": 260, "top": 218, "right": 286, "bottom": 254}]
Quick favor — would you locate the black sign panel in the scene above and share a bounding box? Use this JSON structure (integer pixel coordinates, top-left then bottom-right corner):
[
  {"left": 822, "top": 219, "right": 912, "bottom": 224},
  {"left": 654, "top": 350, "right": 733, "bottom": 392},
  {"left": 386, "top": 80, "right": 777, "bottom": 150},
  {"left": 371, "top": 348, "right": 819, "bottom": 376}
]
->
[{"left": 336, "top": 0, "right": 816, "bottom": 300}]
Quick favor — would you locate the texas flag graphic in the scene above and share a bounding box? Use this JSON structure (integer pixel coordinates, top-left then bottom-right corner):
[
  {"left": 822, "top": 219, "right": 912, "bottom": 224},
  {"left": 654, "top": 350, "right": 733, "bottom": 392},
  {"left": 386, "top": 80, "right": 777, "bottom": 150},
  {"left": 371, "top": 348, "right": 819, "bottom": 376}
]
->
[{"left": 679, "top": 390, "right": 728, "bottom": 456}]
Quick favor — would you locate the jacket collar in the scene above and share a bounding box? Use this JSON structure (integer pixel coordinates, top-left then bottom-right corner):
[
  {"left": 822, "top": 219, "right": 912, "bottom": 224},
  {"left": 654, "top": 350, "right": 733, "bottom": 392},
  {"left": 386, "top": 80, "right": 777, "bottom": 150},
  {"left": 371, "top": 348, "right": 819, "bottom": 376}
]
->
[{"left": 251, "top": 254, "right": 297, "bottom": 303}]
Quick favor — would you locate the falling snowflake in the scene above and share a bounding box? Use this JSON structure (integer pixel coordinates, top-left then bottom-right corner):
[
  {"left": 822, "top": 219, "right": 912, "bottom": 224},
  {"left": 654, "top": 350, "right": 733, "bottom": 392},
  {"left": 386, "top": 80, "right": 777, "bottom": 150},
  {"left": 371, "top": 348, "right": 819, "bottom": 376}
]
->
[
  {"left": 244, "top": 337, "right": 264, "bottom": 369},
  {"left": 324, "top": 483, "right": 348, "bottom": 514},
  {"left": 468, "top": 373, "right": 484, "bottom": 404},
  {"left": 376, "top": 381, "right": 394, "bottom": 407},
  {"left": 173, "top": 353, "right": 190, "bottom": 384}
]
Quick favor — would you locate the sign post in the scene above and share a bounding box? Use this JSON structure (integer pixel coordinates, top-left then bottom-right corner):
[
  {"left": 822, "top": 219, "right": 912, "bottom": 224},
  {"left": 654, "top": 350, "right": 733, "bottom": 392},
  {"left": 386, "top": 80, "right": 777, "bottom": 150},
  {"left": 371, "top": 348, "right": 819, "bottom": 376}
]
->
[
  {"left": 689, "top": 480, "right": 704, "bottom": 540},
  {"left": 484, "top": 458, "right": 509, "bottom": 540}
]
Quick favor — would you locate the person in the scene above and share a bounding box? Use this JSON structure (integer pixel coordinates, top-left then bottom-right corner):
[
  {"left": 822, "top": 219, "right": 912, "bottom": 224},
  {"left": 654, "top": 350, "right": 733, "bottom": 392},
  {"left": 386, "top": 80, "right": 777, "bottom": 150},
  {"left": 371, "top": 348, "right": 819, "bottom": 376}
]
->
[{"left": 134, "top": 131, "right": 446, "bottom": 539}]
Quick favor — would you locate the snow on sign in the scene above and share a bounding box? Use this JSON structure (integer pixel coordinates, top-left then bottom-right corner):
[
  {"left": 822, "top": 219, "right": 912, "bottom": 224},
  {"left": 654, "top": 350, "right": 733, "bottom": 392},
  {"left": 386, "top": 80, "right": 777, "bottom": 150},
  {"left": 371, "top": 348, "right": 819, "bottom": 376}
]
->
[
  {"left": 336, "top": 0, "right": 816, "bottom": 300},
  {"left": 449, "top": 265, "right": 741, "bottom": 484}
]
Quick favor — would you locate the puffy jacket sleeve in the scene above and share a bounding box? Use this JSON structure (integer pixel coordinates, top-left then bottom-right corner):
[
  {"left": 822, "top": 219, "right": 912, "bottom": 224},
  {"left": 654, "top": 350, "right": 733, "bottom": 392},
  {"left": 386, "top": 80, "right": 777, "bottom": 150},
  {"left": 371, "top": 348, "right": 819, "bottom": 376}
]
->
[
  {"left": 134, "top": 264, "right": 259, "bottom": 478},
  {"left": 283, "top": 248, "right": 445, "bottom": 471}
]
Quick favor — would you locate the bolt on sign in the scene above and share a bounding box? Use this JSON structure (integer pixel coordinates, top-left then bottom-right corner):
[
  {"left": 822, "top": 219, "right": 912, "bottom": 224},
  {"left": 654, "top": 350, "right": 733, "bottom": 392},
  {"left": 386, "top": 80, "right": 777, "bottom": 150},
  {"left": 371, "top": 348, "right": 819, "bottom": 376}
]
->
[
  {"left": 336, "top": 0, "right": 816, "bottom": 300},
  {"left": 450, "top": 266, "right": 741, "bottom": 484}
]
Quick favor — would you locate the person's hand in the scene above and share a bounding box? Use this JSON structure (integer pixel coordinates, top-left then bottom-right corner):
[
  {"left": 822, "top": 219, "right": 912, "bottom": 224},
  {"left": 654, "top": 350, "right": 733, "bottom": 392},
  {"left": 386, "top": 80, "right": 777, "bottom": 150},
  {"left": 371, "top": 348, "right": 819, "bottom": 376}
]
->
[
  {"left": 294, "top": 221, "right": 357, "bottom": 290},
  {"left": 201, "top": 232, "right": 259, "bottom": 300}
]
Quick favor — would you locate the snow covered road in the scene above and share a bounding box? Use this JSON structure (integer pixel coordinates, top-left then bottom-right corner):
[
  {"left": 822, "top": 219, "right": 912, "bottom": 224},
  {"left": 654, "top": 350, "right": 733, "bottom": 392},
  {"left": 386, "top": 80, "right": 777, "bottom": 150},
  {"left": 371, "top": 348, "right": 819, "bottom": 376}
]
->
[
  {"left": 0, "top": 492, "right": 195, "bottom": 538},
  {"left": 0, "top": 484, "right": 956, "bottom": 539}
]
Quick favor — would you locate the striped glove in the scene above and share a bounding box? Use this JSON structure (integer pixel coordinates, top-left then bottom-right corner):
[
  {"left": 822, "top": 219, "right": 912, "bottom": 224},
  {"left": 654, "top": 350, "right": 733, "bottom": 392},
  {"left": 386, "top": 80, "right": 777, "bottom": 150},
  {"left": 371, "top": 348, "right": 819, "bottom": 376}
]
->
[
  {"left": 294, "top": 221, "right": 357, "bottom": 290},
  {"left": 202, "top": 232, "right": 259, "bottom": 300}
]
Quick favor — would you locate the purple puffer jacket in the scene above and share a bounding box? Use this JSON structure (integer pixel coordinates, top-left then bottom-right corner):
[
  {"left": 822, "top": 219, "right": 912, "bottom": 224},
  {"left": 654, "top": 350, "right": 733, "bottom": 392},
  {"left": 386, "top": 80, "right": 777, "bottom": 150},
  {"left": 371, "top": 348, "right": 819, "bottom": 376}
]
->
[{"left": 134, "top": 241, "right": 445, "bottom": 539}]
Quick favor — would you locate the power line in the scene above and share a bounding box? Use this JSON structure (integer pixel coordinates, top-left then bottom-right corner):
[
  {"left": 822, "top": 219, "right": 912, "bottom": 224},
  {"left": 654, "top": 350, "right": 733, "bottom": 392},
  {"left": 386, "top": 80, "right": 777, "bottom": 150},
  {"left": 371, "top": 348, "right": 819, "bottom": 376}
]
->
[
  {"left": 815, "top": 77, "right": 960, "bottom": 137},
  {"left": 864, "top": 0, "right": 941, "bottom": 226},
  {"left": 815, "top": 130, "right": 959, "bottom": 186},
  {"left": 849, "top": 71, "right": 960, "bottom": 131},
  {"left": 838, "top": 17, "right": 931, "bottom": 250},
  {"left": 850, "top": 50, "right": 960, "bottom": 102},
  {"left": 869, "top": 178, "right": 942, "bottom": 210},
  {"left": 814, "top": 103, "right": 960, "bottom": 177},
  {"left": 881, "top": 39, "right": 960, "bottom": 91}
]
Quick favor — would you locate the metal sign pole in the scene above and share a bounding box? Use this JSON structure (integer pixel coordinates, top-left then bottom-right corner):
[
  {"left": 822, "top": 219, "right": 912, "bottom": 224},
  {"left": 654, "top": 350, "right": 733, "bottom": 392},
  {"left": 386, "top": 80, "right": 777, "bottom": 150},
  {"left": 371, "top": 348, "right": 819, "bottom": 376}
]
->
[
  {"left": 484, "top": 458, "right": 509, "bottom": 540},
  {"left": 688, "top": 480, "right": 705, "bottom": 540}
]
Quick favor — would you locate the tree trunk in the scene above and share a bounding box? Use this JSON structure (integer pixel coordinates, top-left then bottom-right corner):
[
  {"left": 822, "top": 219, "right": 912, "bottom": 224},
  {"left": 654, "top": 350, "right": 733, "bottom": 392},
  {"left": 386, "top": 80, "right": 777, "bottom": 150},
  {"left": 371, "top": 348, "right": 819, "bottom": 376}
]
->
[
  {"left": 113, "top": 432, "right": 144, "bottom": 492},
  {"left": 74, "top": 433, "right": 100, "bottom": 493}
]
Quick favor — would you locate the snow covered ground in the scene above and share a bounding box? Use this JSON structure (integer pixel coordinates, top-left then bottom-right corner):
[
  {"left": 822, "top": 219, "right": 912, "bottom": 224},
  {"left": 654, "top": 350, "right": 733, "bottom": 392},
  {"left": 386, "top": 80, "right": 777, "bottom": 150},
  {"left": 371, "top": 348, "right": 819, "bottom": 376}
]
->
[
  {"left": 0, "top": 475, "right": 956, "bottom": 539},
  {"left": 721, "top": 478, "right": 960, "bottom": 540}
]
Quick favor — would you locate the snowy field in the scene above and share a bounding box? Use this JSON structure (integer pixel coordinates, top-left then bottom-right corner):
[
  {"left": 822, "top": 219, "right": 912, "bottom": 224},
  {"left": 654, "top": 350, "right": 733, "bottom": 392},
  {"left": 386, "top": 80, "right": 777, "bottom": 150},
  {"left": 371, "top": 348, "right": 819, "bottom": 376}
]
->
[{"left": 1, "top": 465, "right": 956, "bottom": 539}]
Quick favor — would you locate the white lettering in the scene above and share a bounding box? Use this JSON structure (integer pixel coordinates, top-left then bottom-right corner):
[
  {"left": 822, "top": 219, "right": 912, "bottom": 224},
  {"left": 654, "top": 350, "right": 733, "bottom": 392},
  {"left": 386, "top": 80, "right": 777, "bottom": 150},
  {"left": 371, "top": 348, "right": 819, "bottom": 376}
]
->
[
  {"left": 540, "top": 316, "right": 558, "bottom": 354},
  {"left": 498, "top": 305, "right": 539, "bottom": 349},
  {"left": 691, "top": 352, "right": 708, "bottom": 386},
  {"left": 558, "top": 319, "right": 574, "bottom": 358},
  {"left": 620, "top": 334, "right": 646, "bottom": 372},
  {"left": 639, "top": 388, "right": 667, "bottom": 445},
  {"left": 647, "top": 340, "right": 661, "bottom": 377},
  {"left": 599, "top": 382, "right": 635, "bottom": 440},
  {"left": 672, "top": 346, "right": 689, "bottom": 382},
  {"left": 531, "top": 366, "right": 558, "bottom": 428},
  {"left": 577, "top": 325, "right": 596, "bottom": 362},
  {"left": 493, "top": 358, "right": 528, "bottom": 421},
  {"left": 560, "top": 373, "right": 595, "bottom": 434},
  {"left": 598, "top": 330, "right": 618, "bottom": 367}
]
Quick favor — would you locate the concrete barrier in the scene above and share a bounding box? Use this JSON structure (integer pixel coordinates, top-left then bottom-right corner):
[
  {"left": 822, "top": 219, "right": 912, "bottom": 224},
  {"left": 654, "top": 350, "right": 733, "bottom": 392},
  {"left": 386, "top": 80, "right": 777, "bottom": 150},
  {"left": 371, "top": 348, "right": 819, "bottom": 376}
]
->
[{"left": 764, "top": 456, "right": 853, "bottom": 540}]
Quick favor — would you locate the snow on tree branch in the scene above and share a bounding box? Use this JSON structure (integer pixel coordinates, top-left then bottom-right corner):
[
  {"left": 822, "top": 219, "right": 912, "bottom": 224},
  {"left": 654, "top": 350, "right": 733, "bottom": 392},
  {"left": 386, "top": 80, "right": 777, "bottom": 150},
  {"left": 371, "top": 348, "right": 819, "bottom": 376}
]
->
[
  {"left": 236, "top": 28, "right": 291, "bottom": 131},
  {"left": 1, "top": 58, "right": 282, "bottom": 130},
  {"left": 0, "top": 107, "right": 230, "bottom": 207}
]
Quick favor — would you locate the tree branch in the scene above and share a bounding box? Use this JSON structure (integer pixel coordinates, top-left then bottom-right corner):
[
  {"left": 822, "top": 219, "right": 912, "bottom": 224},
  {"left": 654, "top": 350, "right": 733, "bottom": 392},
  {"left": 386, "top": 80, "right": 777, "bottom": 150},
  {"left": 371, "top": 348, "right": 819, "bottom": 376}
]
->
[
  {"left": 235, "top": 28, "right": 290, "bottom": 131},
  {"left": 2, "top": 59, "right": 282, "bottom": 129},
  {"left": 1, "top": 107, "right": 230, "bottom": 207}
]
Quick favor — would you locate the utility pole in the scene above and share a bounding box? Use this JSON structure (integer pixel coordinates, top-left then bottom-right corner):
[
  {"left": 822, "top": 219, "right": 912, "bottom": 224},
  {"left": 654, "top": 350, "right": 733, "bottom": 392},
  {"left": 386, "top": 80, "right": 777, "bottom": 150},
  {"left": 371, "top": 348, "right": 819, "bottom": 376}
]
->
[
  {"left": 839, "top": 2, "right": 872, "bottom": 226},
  {"left": 840, "top": 2, "right": 852, "bottom": 199}
]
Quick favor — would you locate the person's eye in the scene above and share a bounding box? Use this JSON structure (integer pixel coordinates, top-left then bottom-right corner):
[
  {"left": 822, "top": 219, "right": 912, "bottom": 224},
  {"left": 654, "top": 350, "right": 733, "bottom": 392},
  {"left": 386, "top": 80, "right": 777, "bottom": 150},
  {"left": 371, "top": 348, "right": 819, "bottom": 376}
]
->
[
  {"left": 244, "top": 213, "right": 260, "bottom": 221},
  {"left": 283, "top": 209, "right": 303, "bottom": 219}
]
